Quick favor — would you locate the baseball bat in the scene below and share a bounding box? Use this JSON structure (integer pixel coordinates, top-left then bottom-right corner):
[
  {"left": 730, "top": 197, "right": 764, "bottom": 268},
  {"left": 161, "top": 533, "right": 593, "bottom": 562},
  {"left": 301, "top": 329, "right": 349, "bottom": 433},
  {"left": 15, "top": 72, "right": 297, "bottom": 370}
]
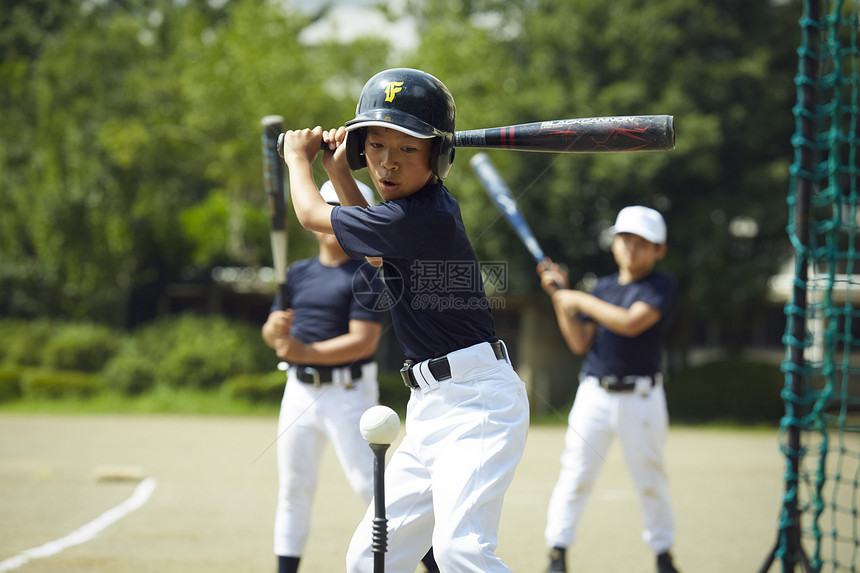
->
[
  {"left": 470, "top": 152, "right": 549, "bottom": 265},
  {"left": 470, "top": 153, "right": 561, "bottom": 289},
  {"left": 455, "top": 114, "right": 674, "bottom": 153},
  {"left": 261, "top": 115, "right": 290, "bottom": 309},
  {"left": 277, "top": 115, "right": 675, "bottom": 156}
]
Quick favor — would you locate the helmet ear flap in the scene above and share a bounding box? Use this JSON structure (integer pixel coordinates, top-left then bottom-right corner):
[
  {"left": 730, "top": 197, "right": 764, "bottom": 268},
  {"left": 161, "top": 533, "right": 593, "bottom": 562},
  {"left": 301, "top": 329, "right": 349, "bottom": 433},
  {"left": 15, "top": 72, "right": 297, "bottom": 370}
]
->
[
  {"left": 345, "top": 129, "right": 367, "bottom": 170},
  {"left": 432, "top": 137, "right": 456, "bottom": 180}
]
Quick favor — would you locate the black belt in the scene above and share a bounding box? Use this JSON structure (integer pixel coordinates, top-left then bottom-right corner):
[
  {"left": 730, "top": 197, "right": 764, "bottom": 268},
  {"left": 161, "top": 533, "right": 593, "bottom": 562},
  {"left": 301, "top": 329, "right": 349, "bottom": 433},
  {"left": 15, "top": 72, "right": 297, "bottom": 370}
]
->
[
  {"left": 294, "top": 363, "right": 367, "bottom": 386},
  {"left": 400, "top": 341, "right": 507, "bottom": 389},
  {"left": 593, "top": 374, "right": 658, "bottom": 393}
]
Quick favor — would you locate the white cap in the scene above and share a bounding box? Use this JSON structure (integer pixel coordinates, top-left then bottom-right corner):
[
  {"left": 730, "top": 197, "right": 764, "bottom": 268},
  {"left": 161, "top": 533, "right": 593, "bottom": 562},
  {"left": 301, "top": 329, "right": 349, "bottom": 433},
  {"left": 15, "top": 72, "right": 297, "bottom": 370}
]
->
[
  {"left": 320, "top": 180, "right": 375, "bottom": 206},
  {"left": 609, "top": 206, "right": 667, "bottom": 244}
]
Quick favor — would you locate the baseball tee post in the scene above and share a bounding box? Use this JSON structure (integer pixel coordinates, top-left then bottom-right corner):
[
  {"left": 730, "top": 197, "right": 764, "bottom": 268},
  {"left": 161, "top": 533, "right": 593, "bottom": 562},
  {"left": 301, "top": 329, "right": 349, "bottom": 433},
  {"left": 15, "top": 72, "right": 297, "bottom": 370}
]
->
[
  {"left": 359, "top": 406, "right": 401, "bottom": 573},
  {"left": 370, "top": 443, "right": 389, "bottom": 573}
]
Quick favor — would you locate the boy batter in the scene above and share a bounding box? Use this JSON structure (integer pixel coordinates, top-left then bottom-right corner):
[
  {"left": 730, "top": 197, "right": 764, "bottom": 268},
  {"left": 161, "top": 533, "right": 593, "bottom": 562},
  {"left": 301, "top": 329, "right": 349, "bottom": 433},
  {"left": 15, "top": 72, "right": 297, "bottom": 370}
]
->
[
  {"left": 538, "top": 206, "right": 681, "bottom": 573},
  {"left": 280, "top": 68, "right": 529, "bottom": 573}
]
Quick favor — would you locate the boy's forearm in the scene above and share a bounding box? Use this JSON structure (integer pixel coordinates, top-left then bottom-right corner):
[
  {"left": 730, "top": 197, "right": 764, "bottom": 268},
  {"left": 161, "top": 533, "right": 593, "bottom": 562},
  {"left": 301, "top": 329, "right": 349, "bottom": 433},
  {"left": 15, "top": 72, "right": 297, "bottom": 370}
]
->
[
  {"left": 286, "top": 160, "right": 333, "bottom": 232},
  {"left": 281, "top": 333, "right": 378, "bottom": 365},
  {"left": 261, "top": 322, "right": 279, "bottom": 349},
  {"left": 262, "top": 312, "right": 289, "bottom": 349},
  {"left": 552, "top": 291, "right": 592, "bottom": 355},
  {"left": 576, "top": 294, "right": 659, "bottom": 338},
  {"left": 327, "top": 170, "right": 369, "bottom": 207},
  {"left": 575, "top": 293, "right": 624, "bottom": 329}
]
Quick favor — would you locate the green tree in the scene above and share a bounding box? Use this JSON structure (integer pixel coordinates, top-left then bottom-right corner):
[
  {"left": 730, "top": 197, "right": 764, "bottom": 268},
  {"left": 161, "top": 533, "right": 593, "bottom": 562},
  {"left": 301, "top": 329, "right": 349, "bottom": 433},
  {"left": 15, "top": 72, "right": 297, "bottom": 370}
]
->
[
  {"left": 1, "top": 0, "right": 802, "bottom": 356},
  {"left": 0, "top": 0, "right": 84, "bottom": 317},
  {"left": 406, "top": 0, "right": 799, "bottom": 353},
  {"left": 0, "top": 0, "right": 389, "bottom": 325}
]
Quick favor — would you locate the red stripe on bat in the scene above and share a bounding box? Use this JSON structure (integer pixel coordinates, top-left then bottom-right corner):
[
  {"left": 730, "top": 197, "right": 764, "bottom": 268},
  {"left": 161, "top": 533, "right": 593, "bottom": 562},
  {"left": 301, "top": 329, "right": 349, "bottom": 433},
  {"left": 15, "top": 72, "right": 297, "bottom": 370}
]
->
[{"left": 502, "top": 127, "right": 515, "bottom": 149}]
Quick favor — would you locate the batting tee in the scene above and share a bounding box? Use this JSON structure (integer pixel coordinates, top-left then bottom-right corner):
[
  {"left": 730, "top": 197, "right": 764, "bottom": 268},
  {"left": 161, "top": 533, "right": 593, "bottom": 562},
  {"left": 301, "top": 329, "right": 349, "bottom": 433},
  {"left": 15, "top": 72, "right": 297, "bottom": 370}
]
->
[{"left": 761, "top": 0, "right": 860, "bottom": 571}]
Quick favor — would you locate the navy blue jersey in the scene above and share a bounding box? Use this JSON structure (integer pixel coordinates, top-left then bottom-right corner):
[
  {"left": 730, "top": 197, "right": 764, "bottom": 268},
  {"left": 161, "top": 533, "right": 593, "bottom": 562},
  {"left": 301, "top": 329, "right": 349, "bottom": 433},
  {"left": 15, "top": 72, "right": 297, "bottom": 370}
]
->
[
  {"left": 331, "top": 181, "right": 496, "bottom": 362},
  {"left": 580, "top": 271, "right": 677, "bottom": 378},
  {"left": 272, "top": 258, "right": 383, "bottom": 360}
]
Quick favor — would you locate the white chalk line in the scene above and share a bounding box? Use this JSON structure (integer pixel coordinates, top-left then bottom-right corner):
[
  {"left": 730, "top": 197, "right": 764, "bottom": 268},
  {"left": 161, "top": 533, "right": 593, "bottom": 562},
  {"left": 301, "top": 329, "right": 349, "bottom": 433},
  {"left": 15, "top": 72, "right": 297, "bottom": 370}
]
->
[{"left": 0, "top": 477, "right": 157, "bottom": 572}]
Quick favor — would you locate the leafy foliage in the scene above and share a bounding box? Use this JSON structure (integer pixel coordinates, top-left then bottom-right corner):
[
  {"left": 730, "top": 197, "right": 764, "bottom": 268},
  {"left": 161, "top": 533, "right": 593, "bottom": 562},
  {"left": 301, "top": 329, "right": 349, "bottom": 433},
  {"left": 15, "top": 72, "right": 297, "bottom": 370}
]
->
[
  {"left": 407, "top": 0, "right": 799, "bottom": 321},
  {"left": 41, "top": 322, "right": 120, "bottom": 372},
  {"left": 0, "top": 0, "right": 388, "bottom": 325},
  {"left": 21, "top": 369, "right": 102, "bottom": 399},
  {"left": 666, "top": 359, "right": 785, "bottom": 423},
  {"left": 1, "top": 0, "right": 802, "bottom": 352},
  {"left": 222, "top": 370, "right": 286, "bottom": 404},
  {"left": 0, "top": 365, "right": 24, "bottom": 401},
  {"left": 0, "top": 318, "right": 58, "bottom": 366},
  {"left": 107, "top": 313, "right": 275, "bottom": 390}
]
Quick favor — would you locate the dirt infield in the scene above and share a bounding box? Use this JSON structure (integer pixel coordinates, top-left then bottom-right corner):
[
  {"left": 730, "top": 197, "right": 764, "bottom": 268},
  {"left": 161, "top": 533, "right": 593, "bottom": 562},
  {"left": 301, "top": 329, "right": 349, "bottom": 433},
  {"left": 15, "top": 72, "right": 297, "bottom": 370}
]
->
[{"left": 0, "top": 414, "right": 786, "bottom": 572}]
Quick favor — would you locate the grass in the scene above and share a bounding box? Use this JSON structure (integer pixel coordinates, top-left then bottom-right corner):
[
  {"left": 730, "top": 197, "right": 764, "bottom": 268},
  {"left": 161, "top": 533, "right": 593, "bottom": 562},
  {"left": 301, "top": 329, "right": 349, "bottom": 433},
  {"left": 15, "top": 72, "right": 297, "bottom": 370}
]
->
[
  {"left": 0, "top": 358, "right": 794, "bottom": 429},
  {"left": 0, "top": 386, "right": 281, "bottom": 417},
  {"left": 0, "top": 390, "right": 782, "bottom": 432},
  {"left": 0, "top": 369, "right": 411, "bottom": 418}
]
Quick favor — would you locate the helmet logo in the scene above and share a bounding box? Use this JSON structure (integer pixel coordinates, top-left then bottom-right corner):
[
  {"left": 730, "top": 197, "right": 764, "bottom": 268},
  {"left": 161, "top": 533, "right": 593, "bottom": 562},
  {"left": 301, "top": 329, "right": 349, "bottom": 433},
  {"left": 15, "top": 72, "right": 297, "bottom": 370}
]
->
[{"left": 384, "top": 81, "right": 404, "bottom": 102}]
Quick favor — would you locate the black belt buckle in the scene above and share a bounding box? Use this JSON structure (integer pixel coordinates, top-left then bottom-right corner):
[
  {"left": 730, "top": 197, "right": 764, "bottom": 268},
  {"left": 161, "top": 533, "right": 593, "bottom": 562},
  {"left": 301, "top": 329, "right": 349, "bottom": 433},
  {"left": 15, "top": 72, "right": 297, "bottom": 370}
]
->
[
  {"left": 344, "top": 364, "right": 360, "bottom": 390},
  {"left": 302, "top": 366, "right": 321, "bottom": 388},
  {"left": 599, "top": 375, "right": 619, "bottom": 391},
  {"left": 400, "top": 360, "right": 417, "bottom": 389},
  {"left": 491, "top": 340, "right": 507, "bottom": 362},
  {"left": 598, "top": 374, "right": 655, "bottom": 392}
]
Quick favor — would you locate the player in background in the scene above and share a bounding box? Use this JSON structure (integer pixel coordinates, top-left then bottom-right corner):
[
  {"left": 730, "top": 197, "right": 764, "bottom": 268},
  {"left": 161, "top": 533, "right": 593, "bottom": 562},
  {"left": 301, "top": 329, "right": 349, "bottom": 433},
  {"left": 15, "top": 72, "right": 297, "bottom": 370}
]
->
[
  {"left": 537, "top": 206, "right": 681, "bottom": 573},
  {"left": 262, "top": 179, "right": 386, "bottom": 573},
  {"left": 279, "top": 68, "right": 529, "bottom": 573}
]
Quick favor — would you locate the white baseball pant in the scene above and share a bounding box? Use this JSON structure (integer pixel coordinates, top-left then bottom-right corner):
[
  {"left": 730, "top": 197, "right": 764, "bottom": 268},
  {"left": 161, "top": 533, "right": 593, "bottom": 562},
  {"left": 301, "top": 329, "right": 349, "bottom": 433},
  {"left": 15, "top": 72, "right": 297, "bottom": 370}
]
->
[
  {"left": 274, "top": 363, "right": 379, "bottom": 557},
  {"left": 346, "top": 341, "right": 530, "bottom": 573},
  {"left": 544, "top": 376, "right": 675, "bottom": 553}
]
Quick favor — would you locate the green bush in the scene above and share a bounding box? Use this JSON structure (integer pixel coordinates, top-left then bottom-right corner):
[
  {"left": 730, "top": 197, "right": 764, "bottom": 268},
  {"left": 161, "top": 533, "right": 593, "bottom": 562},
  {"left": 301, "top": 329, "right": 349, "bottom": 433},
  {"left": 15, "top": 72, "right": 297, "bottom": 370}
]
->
[
  {"left": 0, "top": 365, "right": 24, "bottom": 401},
  {"left": 1, "top": 318, "right": 58, "bottom": 366},
  {"left": 134, "top": 314, "right": 275, "bottom": 390},
  {"left": 41, "top": 323, "right": 120, "bottom": 372},
  {"left": 0, "top": 320, "right": 26, "bottom": 363},
  {"left": 666, "top": 359, "right": 785, "bottom": 424},
  {"left": 223, "top": 371, "right": 286, "bottom": 404},
  {"left": 102, "top": 348, "right": 157, "bottom": 395},
  {"left": 21, "top": 369, "right": 102, "bottom": 399}
]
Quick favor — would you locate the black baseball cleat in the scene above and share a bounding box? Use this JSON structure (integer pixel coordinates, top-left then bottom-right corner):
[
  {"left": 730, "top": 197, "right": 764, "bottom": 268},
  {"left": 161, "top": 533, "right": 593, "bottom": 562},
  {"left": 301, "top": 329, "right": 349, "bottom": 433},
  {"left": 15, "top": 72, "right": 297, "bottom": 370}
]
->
[
  {"left": 421, "top": 547, "right": 440, "bottom": 572},
  {"left": 656, "top": 551, "right": 679, "bottom": 573},
  {"left": 546, "top": 547, "right": 567, "bottom": 573}
]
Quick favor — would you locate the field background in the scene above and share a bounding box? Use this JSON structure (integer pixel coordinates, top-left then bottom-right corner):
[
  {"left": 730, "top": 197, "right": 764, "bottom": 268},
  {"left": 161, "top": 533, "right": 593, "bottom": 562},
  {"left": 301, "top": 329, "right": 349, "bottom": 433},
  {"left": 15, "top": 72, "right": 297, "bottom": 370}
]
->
[{"left": 0, "top": 414, "right": 784, "bottom": 573}]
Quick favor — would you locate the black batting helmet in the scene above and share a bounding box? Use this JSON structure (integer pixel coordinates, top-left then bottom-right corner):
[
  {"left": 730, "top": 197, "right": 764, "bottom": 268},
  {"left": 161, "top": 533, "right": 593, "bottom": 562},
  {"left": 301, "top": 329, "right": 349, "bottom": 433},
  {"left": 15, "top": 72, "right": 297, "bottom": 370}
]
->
[{"left": 345, "top": 68, "right": 456, "bottom": 180}]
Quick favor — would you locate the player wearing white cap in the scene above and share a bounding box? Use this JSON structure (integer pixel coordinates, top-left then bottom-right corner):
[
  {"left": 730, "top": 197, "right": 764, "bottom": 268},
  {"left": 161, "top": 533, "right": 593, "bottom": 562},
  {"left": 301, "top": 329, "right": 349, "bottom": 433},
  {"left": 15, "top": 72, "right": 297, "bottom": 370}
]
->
[
  {"left": 262, "top": 179, "right": 404, "bottom": 573},
  {"left": 537, "top": 206, "right": 681, "bottom": 573}
]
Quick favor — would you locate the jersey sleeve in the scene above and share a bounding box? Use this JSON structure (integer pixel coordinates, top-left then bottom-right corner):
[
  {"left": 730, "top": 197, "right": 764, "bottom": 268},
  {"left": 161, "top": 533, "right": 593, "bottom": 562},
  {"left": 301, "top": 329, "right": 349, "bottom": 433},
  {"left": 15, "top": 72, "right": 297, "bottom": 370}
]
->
[
  {"left": 332, "top": 201, "right": 423, "bottom": 261},
  {"left": 637, "top": 273, "right": 678, "bottom": 317}
]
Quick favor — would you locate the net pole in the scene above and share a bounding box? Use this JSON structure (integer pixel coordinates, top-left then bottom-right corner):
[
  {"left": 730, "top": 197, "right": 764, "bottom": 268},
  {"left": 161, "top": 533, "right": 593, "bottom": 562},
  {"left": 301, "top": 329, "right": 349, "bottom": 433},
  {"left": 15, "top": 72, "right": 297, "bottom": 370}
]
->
[{"left": 760, "top": 0, "right": 818, "bottom": 571}]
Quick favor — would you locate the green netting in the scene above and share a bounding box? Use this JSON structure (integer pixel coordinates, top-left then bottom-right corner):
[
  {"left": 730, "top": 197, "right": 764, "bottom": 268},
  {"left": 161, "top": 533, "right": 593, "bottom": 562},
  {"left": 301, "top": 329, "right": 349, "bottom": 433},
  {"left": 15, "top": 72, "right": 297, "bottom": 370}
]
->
[{"left": 777, "top": 1, "right": 860, "bottom": 571}]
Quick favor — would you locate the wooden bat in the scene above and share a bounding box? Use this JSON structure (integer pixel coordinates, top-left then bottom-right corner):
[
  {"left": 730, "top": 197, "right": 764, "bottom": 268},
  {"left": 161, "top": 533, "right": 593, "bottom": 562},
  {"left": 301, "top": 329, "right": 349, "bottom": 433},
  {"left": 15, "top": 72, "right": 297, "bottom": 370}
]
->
[
  {"left": 277, "top": 114, "right": 675, "bottom": 156},
  {"left": 261, "top": 115, "right": 290, "bottom": 309}
]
